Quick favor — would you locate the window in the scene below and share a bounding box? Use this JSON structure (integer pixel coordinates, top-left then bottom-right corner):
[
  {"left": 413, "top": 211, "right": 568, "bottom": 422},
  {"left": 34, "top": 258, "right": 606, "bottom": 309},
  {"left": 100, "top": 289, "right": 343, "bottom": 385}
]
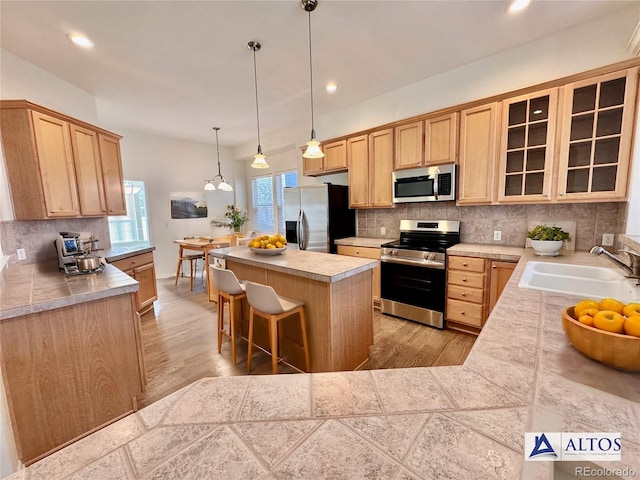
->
[
  {"left": 107, "top": 180, "right": 151, "bottom": 248},
  {"left": 250, "top": 170, "right": 297, "bottom": 234}
]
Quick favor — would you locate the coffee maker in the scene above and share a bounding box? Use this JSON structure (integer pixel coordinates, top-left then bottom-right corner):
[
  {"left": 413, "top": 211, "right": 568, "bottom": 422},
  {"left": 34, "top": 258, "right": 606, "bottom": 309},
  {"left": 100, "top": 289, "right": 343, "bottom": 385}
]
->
[{"left": 54, "top": 231, "right": 97, "bottom": 271}]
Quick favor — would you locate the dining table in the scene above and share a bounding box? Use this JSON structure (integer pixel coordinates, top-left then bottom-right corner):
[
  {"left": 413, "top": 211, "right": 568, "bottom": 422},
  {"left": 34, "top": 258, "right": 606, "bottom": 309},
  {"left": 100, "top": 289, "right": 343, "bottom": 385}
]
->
[{"left": 173, "top": 237, "right": 232, "bottom": 294}]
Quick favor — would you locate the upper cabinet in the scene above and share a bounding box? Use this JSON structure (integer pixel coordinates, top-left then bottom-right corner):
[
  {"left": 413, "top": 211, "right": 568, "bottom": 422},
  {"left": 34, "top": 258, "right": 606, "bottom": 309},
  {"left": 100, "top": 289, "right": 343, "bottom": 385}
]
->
[
  {"left": 348, "top": 129, "right": 394, "bottom": 208},
  {"left": 394, "top": 113, "right": 457, "bottom": 170},
  {"left": 302, "top": 139, "right": 348, "bottom": 176},
  {"left": 497, "top": 88, "right": 559, "bottom": 203},
  {"left": 458, "top": 102, "right": 500, "bottom": 205},
  {"left": 1, "top": 100, "right": 126, "bottom": 220},
  {"left": 556, "top": 68, "right": 638, "bottom": 202}
]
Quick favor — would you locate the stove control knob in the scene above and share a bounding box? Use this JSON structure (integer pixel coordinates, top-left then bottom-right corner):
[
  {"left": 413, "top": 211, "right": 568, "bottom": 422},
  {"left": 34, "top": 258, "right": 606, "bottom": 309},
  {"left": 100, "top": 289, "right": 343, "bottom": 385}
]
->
[
  {"left": 428, "top": 252, "right": 435, "bottom": 261},
  {"left": 391, "top": 249, "right": 398, "bottom": 256}
]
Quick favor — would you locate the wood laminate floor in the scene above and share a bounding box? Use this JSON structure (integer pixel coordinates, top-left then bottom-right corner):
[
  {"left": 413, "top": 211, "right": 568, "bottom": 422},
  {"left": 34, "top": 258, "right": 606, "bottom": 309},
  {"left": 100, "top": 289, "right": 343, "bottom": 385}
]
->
[{"left": 137, "top": 276, "right": 476, "bottom": 408}]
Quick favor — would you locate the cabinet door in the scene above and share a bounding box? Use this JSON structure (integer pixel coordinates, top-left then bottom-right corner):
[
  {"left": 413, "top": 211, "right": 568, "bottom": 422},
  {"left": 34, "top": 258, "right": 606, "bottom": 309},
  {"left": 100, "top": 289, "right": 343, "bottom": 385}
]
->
[
  {"left": 336, "top": 245, "right": 381, "bottom": 305},
  {"left": 425, "top": 112, "right": 457, "bottom": 165},
  {"left": 30, "top": 111, "right": 80, "bottom": 217},
  {"left": 557, "top": 68, "right": 638, "bottom": 202},
  {"left": 347, "top": 134, "right": 370, "bottom": 207},
  {"left": 70, "top": 124, "right": 107, "bottom": 216},
  {"left": 302, "top": 145, "right": 323, "bottom": 176},
  {"left": 457, "top": 103, "right": 499, "bottom": 205},
  {"left": 489, "top": 261, "right": 516, "bottom": 312},
  {"left": 133, "top": 262, "right": 158, "bottom": 313},
  {"left": 99, "top": 134, "right": 127, "bottom": 215},
  {"left": 497, "top": 89, "right": 558, "bottom": 203},
  {"left": 368, "top": 128, "right": 394, "bottom": 208},
  {"left": 323, "top": 140, "right": 348, "bottom": 172},
  {"left": 394, "top": 121, "right": 424, "bottom": 170}
]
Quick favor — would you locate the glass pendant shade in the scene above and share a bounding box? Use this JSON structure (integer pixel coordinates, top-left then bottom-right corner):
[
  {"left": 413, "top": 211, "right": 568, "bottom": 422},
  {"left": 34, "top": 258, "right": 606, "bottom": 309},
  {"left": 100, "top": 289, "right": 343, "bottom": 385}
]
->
[
  {"left": 303, "top": 138, "right": 324, "bottom": 159},
  {"left": 217, "top": 180, "right": 233, "bottom": 191},
  {"left": 204, "top": 181, "right": 216, "bottom": 191},
  {"left": 251, "top": 152, "right": 269, "bottom": 169}
]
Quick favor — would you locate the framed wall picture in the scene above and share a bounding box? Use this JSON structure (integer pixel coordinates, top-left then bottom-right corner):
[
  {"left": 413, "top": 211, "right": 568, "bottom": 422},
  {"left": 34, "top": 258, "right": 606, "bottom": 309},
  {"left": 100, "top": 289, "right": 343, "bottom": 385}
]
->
[{"left": 169, "top": 191, "right": 208, "bottom": 219}]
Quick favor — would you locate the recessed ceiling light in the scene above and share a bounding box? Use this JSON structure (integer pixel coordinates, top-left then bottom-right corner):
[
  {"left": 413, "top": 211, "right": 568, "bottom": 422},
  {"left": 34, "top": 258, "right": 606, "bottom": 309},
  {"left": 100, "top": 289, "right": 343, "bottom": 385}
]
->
[
  {"left": 68, "top": 33, "right": 94, "bottom": 49},
  {"left": 508, "top": 0, "right": 530, "bottom": 13},
  {"left": 326, "top": 82, "right": 338, "bottom": 93}
]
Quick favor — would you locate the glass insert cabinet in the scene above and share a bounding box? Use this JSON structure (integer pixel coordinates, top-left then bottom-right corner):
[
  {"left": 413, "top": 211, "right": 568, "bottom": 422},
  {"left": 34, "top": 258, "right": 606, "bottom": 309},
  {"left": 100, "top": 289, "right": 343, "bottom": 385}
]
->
[{"left": 496, "top": 67, "right": 637, "bottom": 203}]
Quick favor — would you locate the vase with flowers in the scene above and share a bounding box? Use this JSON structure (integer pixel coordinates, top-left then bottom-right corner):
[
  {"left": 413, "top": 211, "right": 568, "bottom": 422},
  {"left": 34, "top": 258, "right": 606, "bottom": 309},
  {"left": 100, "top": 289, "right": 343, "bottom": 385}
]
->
[{"left": 211, "top": 205, "right": 249, "bottom": 233}]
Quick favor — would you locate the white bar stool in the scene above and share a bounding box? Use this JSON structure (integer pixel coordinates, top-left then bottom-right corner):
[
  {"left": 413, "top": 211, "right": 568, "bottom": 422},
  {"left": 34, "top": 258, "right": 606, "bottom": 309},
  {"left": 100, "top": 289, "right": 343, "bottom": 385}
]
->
[
  {"left": 244, "top": 281, "right": 310, "bottom": 374},
  {"left": 210, "top": 266, "right": 246, "bottom": 365}
]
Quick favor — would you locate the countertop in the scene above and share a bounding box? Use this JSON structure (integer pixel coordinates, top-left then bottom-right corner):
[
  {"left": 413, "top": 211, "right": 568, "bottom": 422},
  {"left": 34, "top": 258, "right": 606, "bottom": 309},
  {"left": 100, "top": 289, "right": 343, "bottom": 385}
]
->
[
  {"left": 100, "top": 245, "right": 156, "bottom": 263},
  {"left": 335, "top": 237, "right": 391, "bottom": 248},
  {"left": 447, "top": 243, "right": 525, "bottom": 261},
  {"left": 5, "top": 251, "right": 640, "bottom": 480},
  {"left": 210, "top": 246, "right": 377, "bottom": 283},
  {"left": 0, "top": 260, "right": 139, "bottom": 320}
]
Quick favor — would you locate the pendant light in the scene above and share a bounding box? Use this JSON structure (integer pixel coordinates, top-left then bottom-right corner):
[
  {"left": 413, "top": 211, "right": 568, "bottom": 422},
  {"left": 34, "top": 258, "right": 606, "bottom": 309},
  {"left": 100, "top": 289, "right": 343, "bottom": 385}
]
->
[
  {"left": 204, "top": 127, "right": 233, "bottom": 191},
  {"left": 248, "top": 41, "right": 269, "bottom": 169},
  {"left": 301, "top": 0, "right": 324, "bottom": 159}
]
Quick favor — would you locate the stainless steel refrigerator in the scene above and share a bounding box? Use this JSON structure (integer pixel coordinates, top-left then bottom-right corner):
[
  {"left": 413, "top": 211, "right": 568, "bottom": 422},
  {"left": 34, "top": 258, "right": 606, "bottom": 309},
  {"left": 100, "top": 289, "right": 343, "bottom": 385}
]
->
[{"left": 283, "top": 184, "right": 356, "bottom": 253}]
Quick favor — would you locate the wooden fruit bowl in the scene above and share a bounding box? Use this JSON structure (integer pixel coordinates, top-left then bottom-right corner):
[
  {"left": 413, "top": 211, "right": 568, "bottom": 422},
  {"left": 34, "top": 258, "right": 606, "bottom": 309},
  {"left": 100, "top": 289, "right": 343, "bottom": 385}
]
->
[{"left": 562, "top": 307, "right": 640, "bottom": 371}]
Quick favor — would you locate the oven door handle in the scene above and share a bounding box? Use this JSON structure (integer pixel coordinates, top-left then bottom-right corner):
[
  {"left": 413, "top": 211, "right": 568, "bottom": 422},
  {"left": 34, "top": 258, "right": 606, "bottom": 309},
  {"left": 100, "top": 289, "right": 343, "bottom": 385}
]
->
[{"left": 381, "top": 256, "right": 445, "bottom": 270}]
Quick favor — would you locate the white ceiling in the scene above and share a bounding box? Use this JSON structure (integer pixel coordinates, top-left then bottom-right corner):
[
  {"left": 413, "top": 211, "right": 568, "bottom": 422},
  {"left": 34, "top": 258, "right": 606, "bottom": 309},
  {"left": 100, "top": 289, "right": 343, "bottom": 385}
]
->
[{"left": 1, "top": 1, "right": 637, "bottom": 147}]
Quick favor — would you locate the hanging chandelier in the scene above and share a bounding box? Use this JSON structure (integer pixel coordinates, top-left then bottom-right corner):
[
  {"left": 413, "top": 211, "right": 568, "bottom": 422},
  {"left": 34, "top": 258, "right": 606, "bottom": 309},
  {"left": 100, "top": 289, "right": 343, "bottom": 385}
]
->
[
  {"left": 248, "top": 41, "right": 269, "bottom": 169},
  {"left": 204, "top": 127, "right": 233, "bottom": 191},
  {"left": 301, "top": 0, "right": 324, "bottom": 159}
]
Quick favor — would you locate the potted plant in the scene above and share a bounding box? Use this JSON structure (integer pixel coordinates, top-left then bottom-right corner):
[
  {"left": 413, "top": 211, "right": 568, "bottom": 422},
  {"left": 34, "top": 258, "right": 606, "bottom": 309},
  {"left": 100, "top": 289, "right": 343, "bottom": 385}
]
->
[
  {"left": 211, "top": 205, "right": 248, "bottom": 233},
  {"left": 527, "top": 224, "right": 570, "bottom": 256}
]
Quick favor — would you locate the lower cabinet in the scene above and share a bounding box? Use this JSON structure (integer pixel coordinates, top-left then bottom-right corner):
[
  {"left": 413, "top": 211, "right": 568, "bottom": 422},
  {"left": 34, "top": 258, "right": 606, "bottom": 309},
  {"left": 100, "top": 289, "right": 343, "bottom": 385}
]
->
[
  {"left": 337, "top": 245, "right": 381, "bottom": 307},
  {"left": 0, "top": 294, "right": 145, "bottom": 464},
  {"left": 446, "top": 255, "right": 516, "bottom": 334},
  {"left": 110, "top": 252, "right": 158, "bottom": 314}
]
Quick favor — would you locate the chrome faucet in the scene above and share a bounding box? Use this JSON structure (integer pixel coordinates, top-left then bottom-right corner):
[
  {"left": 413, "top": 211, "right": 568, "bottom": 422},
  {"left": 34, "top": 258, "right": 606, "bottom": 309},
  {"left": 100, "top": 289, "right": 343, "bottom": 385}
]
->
[{"left": 590, "top": 246, "right": 640, "bottom": 278}]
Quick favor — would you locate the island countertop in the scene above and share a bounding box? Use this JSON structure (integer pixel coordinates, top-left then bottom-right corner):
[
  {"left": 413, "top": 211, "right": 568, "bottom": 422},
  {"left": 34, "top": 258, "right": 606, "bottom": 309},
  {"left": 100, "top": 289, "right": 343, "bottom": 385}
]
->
[
  {"left": 210, "top": 246, "right": 377, "bottom": 283},
  {"left": 0, "top": 260, "right": 139, "bottom": 320}
]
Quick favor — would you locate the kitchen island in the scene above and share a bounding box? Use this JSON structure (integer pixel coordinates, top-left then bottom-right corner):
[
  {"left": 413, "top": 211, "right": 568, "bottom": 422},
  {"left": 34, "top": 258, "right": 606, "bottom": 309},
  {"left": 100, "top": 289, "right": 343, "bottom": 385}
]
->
[
  {"left": 0, "top": 261, "right": 146, "bottom": 466},
  {"left": 4, "top": 248, "right": 640, "bottom": 480},
  {"left": 210, "top": 247, "right": 378, "bottom": 373}
]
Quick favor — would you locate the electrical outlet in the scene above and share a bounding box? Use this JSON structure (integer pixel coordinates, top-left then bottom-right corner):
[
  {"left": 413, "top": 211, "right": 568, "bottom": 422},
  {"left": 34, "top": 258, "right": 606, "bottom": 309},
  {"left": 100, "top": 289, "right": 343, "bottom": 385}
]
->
[
  {"left": 602, "top": 233, "right": 614, "bottom": 246},
  {"left": 493, "top": 231, "right": 502, "bottom": 241},
  {"left": 380, "top": 227, "right": 386, "bottom": 235},
  {"left": 16, "top": 248, "right": 26, "bottom": 261}
]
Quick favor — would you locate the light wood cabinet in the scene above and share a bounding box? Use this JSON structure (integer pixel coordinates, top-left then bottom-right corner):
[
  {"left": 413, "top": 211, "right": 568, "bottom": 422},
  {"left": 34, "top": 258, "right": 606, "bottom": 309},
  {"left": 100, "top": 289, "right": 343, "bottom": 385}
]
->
[
  {"left": 497, "top": 88, "right": 559, "bottom": 203},
  {"left": 457, "top": 102, "right": 500, "bottom": 205},
  {"left": 0, "top": 100, "right": 126, "bottom": 219},
  {"left": 446, "top": 256, "right": 516, "bottom": 334},
  {"left": 0, "top": 294, "right": 144, "bottom": 464},
  {"left": 111, "top": 252, "right": 158, "bottom": 315},
  {"left": 489, "top": 260, "right": 517, "bottom": 312},
  {"left": 302, "top": 139, "right": 348, "bottom": 176},
  {"left": 99, "top": 134, "right": 127, "bottom": 215},
  {"left": 348, "top": 129, "right": 394, "bottom": 208},
  {"left": 556, "top": 68, "right": 638, "bottom": 202},
  {"left": 394, "top": 113, "right": 457, "bottom": 171},
  {"left": 337, "top": 245, "right": 381, "bottom": 307}
]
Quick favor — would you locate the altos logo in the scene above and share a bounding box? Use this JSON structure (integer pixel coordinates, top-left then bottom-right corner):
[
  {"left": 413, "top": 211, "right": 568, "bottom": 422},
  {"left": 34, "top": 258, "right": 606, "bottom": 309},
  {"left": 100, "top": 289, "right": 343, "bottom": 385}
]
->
[{"left": 525, "top": 433, "right": 621, "bottom": 461}]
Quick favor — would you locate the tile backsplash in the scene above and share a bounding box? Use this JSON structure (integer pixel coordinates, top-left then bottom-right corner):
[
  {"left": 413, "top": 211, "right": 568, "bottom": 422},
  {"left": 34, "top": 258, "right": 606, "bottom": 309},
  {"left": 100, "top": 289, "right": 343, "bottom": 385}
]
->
[
  {"left": 357, "top": 202, "right": 626, "bottom": 252},
  {"left": 0, "top": 218, "right": 111, "bottom": 265}
]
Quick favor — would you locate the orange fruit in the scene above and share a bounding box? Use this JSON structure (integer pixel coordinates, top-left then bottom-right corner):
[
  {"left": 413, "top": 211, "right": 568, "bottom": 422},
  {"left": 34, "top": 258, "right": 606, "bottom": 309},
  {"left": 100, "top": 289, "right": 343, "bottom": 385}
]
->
[
  {"left": 622, "top": 303, "right": 640, "bottom": 318},
  {"left": 574, "top": 299, "right": 600, "bottom": 318},
  {"left": 624, "top": 315, "right": 640, "bottom": 337},
  {"left": 593, "top": 310, "right": 625, "bottom": 334},
  {"left": 599, "top": 298, "right": 624, "bottom": 315},
  {"left": 578, "top": 314, "right": 595, "bottom": 327}
]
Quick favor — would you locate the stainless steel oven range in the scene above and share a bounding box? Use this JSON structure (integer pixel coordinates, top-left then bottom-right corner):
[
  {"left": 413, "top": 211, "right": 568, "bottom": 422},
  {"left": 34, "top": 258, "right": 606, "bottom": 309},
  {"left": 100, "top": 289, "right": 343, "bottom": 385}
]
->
[{"left": 380, "top": 220, "right": 460, "bottom": 329}]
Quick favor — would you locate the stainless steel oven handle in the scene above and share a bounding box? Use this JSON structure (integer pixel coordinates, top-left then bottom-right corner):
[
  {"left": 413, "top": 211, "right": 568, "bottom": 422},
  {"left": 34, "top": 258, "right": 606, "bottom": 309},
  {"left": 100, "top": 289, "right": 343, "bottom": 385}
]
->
[{"left": 381, "top": 256, "right": 445, "bottom": 270}]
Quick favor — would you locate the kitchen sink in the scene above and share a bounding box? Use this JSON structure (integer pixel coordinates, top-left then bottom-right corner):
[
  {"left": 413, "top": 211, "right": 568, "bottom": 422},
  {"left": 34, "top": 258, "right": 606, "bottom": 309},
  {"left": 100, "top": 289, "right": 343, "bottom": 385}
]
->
[{"left": 518, "top": 261, "right": 639, "bottom": 302}]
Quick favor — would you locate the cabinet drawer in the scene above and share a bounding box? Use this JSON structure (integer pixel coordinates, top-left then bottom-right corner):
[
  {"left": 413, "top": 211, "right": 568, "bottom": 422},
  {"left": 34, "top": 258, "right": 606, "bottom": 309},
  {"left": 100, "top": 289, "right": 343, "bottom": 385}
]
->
[
  {"left": 448, "top": 256, "right": 486, "bottom": 272},
  {"left": 337, "top": 245, "right": 381, "bottom": 260},
  {"left": 446, "top": 299, "right": 484, "bottom": 327},
  {"left": 111, "top": 252, "right": 154, "bottom": 272},
  {"left": 447, "top": 284, "right": 484, "bottom": 304},
  {"left": 447, "top": 270, "right": 485, "bottom": 289}
]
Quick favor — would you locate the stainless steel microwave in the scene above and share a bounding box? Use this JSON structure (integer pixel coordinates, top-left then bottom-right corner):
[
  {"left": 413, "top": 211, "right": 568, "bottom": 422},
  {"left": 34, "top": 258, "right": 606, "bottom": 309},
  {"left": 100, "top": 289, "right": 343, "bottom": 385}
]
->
[{"left": 392, "top": 164, "right": 456, "bottom": 203}]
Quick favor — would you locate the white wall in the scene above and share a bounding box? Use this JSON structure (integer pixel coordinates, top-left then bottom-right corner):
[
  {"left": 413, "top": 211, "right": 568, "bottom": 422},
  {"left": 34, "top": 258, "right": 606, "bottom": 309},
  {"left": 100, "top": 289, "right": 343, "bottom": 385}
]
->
[{"left": 113, "top": 128, "right": 242, "bottom": 277}]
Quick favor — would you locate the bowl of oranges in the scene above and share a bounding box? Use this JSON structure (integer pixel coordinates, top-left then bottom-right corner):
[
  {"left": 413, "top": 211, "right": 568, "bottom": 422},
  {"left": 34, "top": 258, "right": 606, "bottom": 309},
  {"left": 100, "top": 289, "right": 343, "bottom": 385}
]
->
[
  {"left": 562, "top": 298, "right": 640, "bottom": 371},
  {"left": 248, "top": 234, "right": 288, "bottom": 255}
]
